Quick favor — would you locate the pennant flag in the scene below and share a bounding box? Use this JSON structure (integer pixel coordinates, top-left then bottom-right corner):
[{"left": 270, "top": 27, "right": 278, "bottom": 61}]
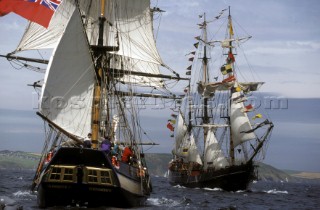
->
[
  {"left": 186, "top": 65, "right": 192, "bottom": 70},
  {"left": 170, "top": 134, "right": 174, "bottom": 138},
  {"left": 229, "top": 21, "right": 234, "bottom": 36},
  {"left": 171, "top": 114, "right": 178, "bottom": 118},
  {"left": 185, "top": 51, "right": 196, "bottom": 56},
  {"left": 186, "top": 71, "right": 191, "bottom": 75},
  {"left": 241, "top": 104, "right": 254, "bottom": 112},
  {"left": 169, "top": 119, "right": 176, "bottom": 124},
  {"left": 188, "top": 57, "right": 194, "bottom": 62},
  {"left": 222, "top": 75, "right": 236, "bottom": 83},
  {"left": 195, "top": 36, "right": 201, "bottom": 40},
  {"left": 227, "top": 52, "right": 235, "bottom": 63},
  {"left": 252, "top": 113, "right": 263, "bottom": 120},
  {"left": 0, "top": 0, "right": 62, "bottom": 28},
  {"left": 236, "top": 86, "right": 242, "bottom": 92},
  {"left": 199, "top": 15, "right": 203, "bottom": 19},
  {"left": 167, "top": 122, "right": 174, "bottom": 132},
  {"left": 194, "top": 42, "right": 199, "bottom": 49},
  {"left": 233, "top": 95, "right": 246, "bottom": 103}
]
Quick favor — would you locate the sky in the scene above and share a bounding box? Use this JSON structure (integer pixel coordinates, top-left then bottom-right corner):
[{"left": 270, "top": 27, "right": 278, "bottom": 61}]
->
[{"left": 0, "top": 0, "right": 320, "bottom": 172}]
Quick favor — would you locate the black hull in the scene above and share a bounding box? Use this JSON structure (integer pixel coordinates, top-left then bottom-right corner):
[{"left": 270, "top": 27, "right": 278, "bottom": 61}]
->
[
  {"left": 36, "top": 147, "right": 151, "bottom": 208},
  {"left": 168, "top": 162, "right": 256, "bottom": 191}
]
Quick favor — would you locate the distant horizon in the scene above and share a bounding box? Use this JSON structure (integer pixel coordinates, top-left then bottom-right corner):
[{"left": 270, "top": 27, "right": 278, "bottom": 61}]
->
[{"left": 1, "top": 98, "right": 320, "bottom": 173}]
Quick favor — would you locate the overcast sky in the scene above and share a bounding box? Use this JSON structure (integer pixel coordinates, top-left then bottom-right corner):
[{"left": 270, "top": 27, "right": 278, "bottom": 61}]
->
[{"left": 0, "top": 0, "right": 319, "bottom": 172}]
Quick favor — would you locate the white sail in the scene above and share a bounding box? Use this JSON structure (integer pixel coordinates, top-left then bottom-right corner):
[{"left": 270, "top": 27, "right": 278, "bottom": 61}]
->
[
  {"left": 230, "top": 91, "right": 256, "bottom": 147},
  {"left": 16, "top": 0, "right": 75, "bottom": 51},
  {"left": 187, "top": 134, "right": 202, "bottom": 165},
  {"left": 79, "top": 0, "right": 164, "bottom": 87},
  {"left": 16, "top": 0, "right": 165, "bottom": 88},
  {"left": 203, "top": 129, "right": 229, "bottom": 169},
  {"left": 174, "top": 111, "right": 188, "bottom": 154},
  {"left": 39, "top": 10, "right": 95, "bottom": 138},
  {"left": 176, "top": 133, "right": 202, "bottom": 165}
]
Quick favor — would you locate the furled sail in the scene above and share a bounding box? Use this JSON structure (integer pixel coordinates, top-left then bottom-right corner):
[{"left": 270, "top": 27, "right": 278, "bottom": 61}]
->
[
  {"left": 203, "top": 129, "right": 229, "bottom": 169},
  {"left": 197, "top": 81, "right": 264, "bottom": 98},
  {"left": 39, "top": 10, "right": 95, "bottom": 138},
  {"left": 230, "top": 91, "right": 256, "bottom": 147}
]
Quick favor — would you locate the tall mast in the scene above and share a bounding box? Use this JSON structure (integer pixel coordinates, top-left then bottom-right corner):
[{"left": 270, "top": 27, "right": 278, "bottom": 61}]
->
[
  {"left": 228, "top": 6, "right": 235, "bottom": 165},
  {"left": 202, "top": 13, "right": 209, "bottom": 146},
  {"left": 91, "top": 0, "right": 106, "bottom": 149}
]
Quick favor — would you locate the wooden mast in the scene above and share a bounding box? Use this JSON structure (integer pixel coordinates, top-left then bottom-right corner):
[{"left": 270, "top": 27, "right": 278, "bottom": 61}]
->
[
  {"left": 228, "top": 6, "right": 235, "bottom": 165},
  {"left": 91, "top": 0, "right": 106, "bottom": 149}
]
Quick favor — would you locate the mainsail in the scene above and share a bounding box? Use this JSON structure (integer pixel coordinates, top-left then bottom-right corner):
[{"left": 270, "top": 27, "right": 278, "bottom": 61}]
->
[
  {"left": 230, "top": 90, "right": 256, "bottom": 147},
  {"left": 203, "top": 129, "right": 229, "bottom": 169},
  {"left": 40, "top": 9, "right": 95, "bottom": 138},
  {"left": 15, "top": 0, "right": 165, "bottom": 87}
]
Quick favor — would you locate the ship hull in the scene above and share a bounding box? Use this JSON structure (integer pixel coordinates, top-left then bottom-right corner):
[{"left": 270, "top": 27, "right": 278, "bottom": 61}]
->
[
  {"left": 168, "top": 162, "right": 256, "bottom": 191},
  {"left": 36, "top": 147, "right": 150, "bottom": 208}
]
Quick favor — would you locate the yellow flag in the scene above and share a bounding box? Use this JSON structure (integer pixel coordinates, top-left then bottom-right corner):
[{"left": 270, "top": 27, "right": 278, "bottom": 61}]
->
[
  {"left": 229, "top": 21, "right": 234, "bottom": 36},
  {"left": 252, "top": 114, "right": 263, "bottom": 120},
  {"left": 236, "top": 86, "right": 241, "bottom": 92}
]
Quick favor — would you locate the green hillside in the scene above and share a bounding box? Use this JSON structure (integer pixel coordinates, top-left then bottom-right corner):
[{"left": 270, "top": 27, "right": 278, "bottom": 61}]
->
[
  {"left": 0, "top": 150, "right": 40, "bottom": 170},
  {"left": 1, "top": 150, "right": 318, "bottom": 183}
]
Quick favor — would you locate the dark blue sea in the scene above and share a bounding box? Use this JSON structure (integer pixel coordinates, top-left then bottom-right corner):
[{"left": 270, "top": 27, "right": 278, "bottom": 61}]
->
[{"left": 0, "top": 169, "right": 319, "bottom": 209}]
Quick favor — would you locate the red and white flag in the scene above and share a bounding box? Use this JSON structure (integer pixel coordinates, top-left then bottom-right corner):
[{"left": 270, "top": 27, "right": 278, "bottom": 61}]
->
[{"left": 0, "top": 0, "right": 62, "bottom": 28}]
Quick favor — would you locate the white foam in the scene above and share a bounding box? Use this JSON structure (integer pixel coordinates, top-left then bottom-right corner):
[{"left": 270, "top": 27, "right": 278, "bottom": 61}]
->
[{"left": 265, "top": 189, "right": 288, "bottom": 194}]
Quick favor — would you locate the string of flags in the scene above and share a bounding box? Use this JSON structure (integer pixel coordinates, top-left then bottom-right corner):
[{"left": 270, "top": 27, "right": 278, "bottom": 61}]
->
[{"left": 166, "top": 114, "right": 178, "bottom": 137}]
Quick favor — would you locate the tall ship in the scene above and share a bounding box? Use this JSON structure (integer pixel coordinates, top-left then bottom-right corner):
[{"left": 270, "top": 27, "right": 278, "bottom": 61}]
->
[
  {"left": 1, "top": 0, "right": 184, "bottom": 208},
  {"left": 167, "top": 7, "right": 274, "bottom": 191}
]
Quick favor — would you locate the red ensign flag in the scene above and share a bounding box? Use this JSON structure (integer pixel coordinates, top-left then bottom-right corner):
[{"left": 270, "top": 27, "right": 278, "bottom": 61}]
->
[{"left": 0, "top": 0, "right": 62, "bottom": 28}]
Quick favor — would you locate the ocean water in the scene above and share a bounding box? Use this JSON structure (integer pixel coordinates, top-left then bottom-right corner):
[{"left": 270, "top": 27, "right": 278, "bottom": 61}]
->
[{"left": 0, "top": 169, "right": 319, "bottom": 210}]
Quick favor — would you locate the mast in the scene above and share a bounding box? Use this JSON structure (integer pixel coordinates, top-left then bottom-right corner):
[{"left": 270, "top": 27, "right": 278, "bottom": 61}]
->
[
  {"left": 228, "top": 6, "right": 235, "bottom": 165},
  {"left": 91, "top": 0, "right": 107, "bottom": 149},
  {"left": 202, "top": 13, "right": 209, "bottom": 147}
]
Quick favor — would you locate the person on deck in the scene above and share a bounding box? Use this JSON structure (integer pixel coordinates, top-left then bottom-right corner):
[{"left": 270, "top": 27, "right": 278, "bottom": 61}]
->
[
  {"left": 100, "top": 137, "right": 111, "bottom": 154},
  {"left": 121, "top": 146, "right": 133, "bottom": 163},
  {"left": 84, "top": 133, "right": 92, "bottom": 148},
  {"left": 111, "top": 143, "right": 119, "bottom": 156}
]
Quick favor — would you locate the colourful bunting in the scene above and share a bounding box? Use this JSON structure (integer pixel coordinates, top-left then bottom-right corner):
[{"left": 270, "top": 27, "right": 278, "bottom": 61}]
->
[
  {"left": 188, "top": 57, "right": 194, "bottom": 62},
  {"left": 222, "top": 75, "right": 236, "bottom": 83},
  {"left": 167, "top": 122, "right": 174, "bottom": 132},
  {"left": 171, "top": 114, "right": 178, "bottom": 118},
  {"left": 186, "top": 71, "right": 191, "bottom": 75},
  {"left": 194, "top": 42, "right": 199, "bottom": 48},
  {"left": 227, "top": 52, "right": 235, "bottom": 63},
  {"left": 187, "top": 65, "right": 192, "bottom": 70},
  {"left": 220, "top": 64, "right": 233, "bottom": 75},
  {"left": 252, "top": 113, "right": 263, "bottom": 120},
  {"left": 185, "top": 51, "right": 196, "bottom": 56},
  {"left": 195, "top": 36, "right": 201, "bottom": 40},
  {"left": 241, "top": 104, "right": 254, "bottom": 112}
]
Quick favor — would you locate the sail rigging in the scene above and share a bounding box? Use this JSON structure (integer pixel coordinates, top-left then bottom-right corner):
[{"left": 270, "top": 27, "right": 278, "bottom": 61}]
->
[
  {"left": 168, "top": 7, "right": 274, "bottom": 191},
  {"left": 1, "top": 0, "right": 186, "bottom": 207}
]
